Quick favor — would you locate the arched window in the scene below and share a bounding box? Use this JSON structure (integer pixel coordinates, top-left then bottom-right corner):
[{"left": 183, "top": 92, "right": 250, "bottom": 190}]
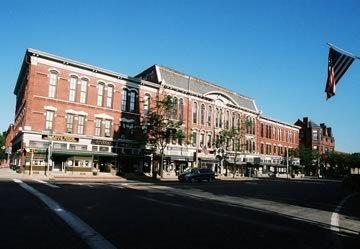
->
[
  {"left": 172, "top": 97, "right": 178, "bottom": 119},
  {"left": 232, "top": 113, "right": 235, "bottom": 129},
  {"left": 97, "top": 82, "right": 105, "bottom": 106},
  {"left": 79, "top": 78, "right": 88, "bottom": 104},
  {"left": 237, "top": 114, "right": 240, "bottom": 130},
  {"left": 178, "top": 98, "right": 184, "bottom": 122},
  {"left": 192, "top": 102, "right": 198, "bottom": 124},
  {"left": 207, "top": 106, "right": 212, "bottom": 126},
  {"left": 69, "top": 76, "right": 77, "bottom": 102},
  {"left": 220, "top": 109, "right": 223, "bottom": 128},
  {"left": 200, "top": 104, "right": 205, "bottom": 125},
  {"left": 215, "top": 108, "right": 219, "bottom": 128},
  {"left": 252, "top": 118, "right": 256, "bottom": 135},
  {"left": 225, "top": 110, "right": 230, "bottom": 129},
  {"left": 129, "top": 91, "right": 136, "bottom": 112},
  {"left": 144, "top": 94, "right": 150, "bottom": 115},
  {"left": 48, "top": 70, "right": 58, "bottom": 98},
  {"left": 121, "top": 89, "right": 128, "bottom": 111},
  {"left": 106, "top": 85, "right": 114, "bottom": 108}
]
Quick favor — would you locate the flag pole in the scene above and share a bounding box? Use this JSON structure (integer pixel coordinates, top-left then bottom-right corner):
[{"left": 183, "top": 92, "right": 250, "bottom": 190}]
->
[{"left": 327, "top": 43, "right": 360, "bottom": 60}]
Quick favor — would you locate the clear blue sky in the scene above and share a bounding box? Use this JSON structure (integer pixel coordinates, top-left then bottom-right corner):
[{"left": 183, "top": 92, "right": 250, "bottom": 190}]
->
[{"left": 1, "top": 0, "right": 359, "bottom": 152}]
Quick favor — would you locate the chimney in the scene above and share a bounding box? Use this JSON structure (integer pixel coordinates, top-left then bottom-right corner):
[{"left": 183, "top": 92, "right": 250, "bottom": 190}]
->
[
  {"left": 303, "top": 117, "right": 308, "bottom": 127},
  {"left": 327, "top": 127, "right": 332, "bottom": 137}
]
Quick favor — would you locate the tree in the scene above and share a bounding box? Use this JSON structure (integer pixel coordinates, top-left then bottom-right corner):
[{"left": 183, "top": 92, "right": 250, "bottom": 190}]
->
[
  {"left": 0, "top": 132, "right": 5, "bottom": 161},
  {"left": 142, "top": 94, "right": 185, "bottom": 178},
  {"left": 215, "top": 119, "right": 249, "bottom": 177}
]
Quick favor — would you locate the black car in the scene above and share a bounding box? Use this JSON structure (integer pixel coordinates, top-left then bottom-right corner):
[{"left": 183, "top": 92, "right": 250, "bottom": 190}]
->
[{"left": 178, "top": 168, "right": 215, "bottom": 183}]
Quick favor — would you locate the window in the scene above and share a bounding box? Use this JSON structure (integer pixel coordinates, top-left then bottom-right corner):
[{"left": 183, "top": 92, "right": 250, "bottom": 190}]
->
[
  {"left": 106, "top": 85, "right": 113, "bottom": 108},
  {"left": 172, "top": 97, "right": 178, "bottom": 119},
  {"left": 66, "top": 114, "right": 74, "bottom": 133},
  {"left": 48, "top": 70, "right": 58, "bottom": 98},
  {"left": 261, "top": 144, "right": 264, "bottom": 154},
  {"left": 95, "top": 118, "right": 102, "bottom": 136},
  {"left": 121, "top": 89, "right": 127, "bottom": 111},
  {"left": 79, "top": 79, "right": 88, "bottom": 103},
  {"left": 225, "top": 111, "right": 229, "bottom": 129},
  {"left": 261, "top": 124, "right": 264, "bottom": 137},
  {"left": 200, "top": 133, "right": 205, "bottom": 147},
  {"left": 200, "top": 104, "right": 205, "bottom": 125},
  {"left": 237, "top": 115, "right": 240, "bottom": 130},
  {"left": 192, "top": 102, "right": 198, "bottom": 124},
  {"left": 232, "top": 113, "right": 235, "bottom": 128},
  {"left": 120, "top": 121, "right": 135, "bottom": 139},
  {"left": 215, "top": 108, "right": 219, "bottom": 128},
  {"left": 312, "top": 130, "right": 318, "bottom": 140},
  {"left": 45, "top": 110, "right": 54, "bottom": 130},
  {"left": 219, "top": 110, "right": 223, "bottom": 128},
  {"left": 207, "top": 134, "right": 212, "bottom": 148},
  {"left": 97, "top": 82, "right": 105, "bottom": 106},
  {"left": 69, "top": 76, "right": 77, "bottom": 102},
  {"left": 129, "top": 91, "right": 136, "bottom": 112},
  {"left": 77, "top": 115, "right": 85, "bottom": 135},
  {"left": 192, "top": 131, "right": 197, "bottom": 147},
  {"left": 208, "top": 106, "right": 212, "bottom": 126},
  {"left": 144, "top": 94, "right": 150, "bottom": 115},
  {"left": 104, "top": 120, "right": 112, "bottom": 137},
  {"left": 179, "top": 98, "right": 184, "bottom": 122}
]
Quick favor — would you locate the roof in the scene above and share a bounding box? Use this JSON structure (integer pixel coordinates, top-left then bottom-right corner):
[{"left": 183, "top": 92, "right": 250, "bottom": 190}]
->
[
  {"left": 137, "top": 65, "right": 259, "bottom": 113},
  {"left": 14, "top": 48, "right": 140, "bottom": 95},
  {"left": 158, "top": 65, "right": 258, "bottom": 112},
  {"left": 259, "top": 116, "right": 301, "bottom": 130}
]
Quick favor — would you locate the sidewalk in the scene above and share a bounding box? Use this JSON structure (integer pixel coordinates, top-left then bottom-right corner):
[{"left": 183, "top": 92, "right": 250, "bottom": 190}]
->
[{"left": 0, "top": 168, "right": 128, "bottom": 183}]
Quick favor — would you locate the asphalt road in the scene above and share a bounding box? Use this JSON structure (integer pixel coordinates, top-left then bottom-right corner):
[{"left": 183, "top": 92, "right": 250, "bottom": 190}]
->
[{"left": 1, "top": 178, "right": 359, "bottom": 249}]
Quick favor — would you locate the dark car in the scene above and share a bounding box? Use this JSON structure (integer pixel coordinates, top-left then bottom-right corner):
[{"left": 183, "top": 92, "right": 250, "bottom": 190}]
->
[{"left": 178, "top": 168, "right": 215, "bottom": 183}]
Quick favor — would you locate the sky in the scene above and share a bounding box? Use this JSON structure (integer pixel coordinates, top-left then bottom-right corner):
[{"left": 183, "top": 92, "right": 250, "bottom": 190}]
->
[{"left": 0, "top": 0, "right": 359, "bottom": 152}]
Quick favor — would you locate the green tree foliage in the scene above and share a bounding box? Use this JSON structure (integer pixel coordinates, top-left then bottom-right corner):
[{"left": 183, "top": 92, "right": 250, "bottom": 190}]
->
[
  {"left": 0, "top": 132, "right": 5, "bottom": 160},
  {"left": 142, "top": 95, "right": 185, "bottom": 177},
  {"left": 215, "top": 119, "right": 249, "bottom": 177}
]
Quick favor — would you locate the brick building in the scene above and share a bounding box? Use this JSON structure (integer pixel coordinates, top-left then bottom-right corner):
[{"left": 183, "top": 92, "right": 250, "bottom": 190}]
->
[
  {"left": 294, "top": 117, "right": 335, "bottom": 154},
  {"left": 7, "top": 48, "right": 300, "bottom": 176}
]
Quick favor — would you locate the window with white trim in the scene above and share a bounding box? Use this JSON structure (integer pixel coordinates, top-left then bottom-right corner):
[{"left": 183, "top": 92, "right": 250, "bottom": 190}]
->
[
  {"left": 77, "top": 115, "right": 85, "bottom": 135},
  {"left": 106, "top": 85, "right": 113, "bottom": 108},
  {"left": 121, "top": 89, "right": 127, "bottom": 111},
  {"left": 192, "top": 131, "right": 197, "bottom": 147},
  {"left": 144, "top": 94, "right": 150, "bottom": 115},
  {"left": 200, "top": 104, "right": 205, "bottom": 125},
  {"left": 208, "top": 106, "right": 212, "bottom": 126},
  {"left": 179, "top": 98, "right": 184, "bottom": 122},
  {"left": 66, "top": 114, "right": 74, "bottom": 133},
  {"left": 192, "top": 102, "right": 198, "bottom": 124},
  {"left": 97, "top": 82, "right": 105, "bottom": 106},
  {"left": 104, "top": 120, "right": 112, "bottom": 137},
  {"left": 95, "top": 118, "right": 102, "bottom": 136},
  {"left": 45, "top": 110, "right": 54, "bottom": 130},
  {"left": 69, "top": 76, "right": 77, "bottom": 102},
  {"left": 129, "top": 91, "right": 136, "bottom": 112},
  {"left": 48, "top": 71, "right": 58, "bottom": 98},
  {"left": 79, "top": 78, "right": 88, "bottom": 103}
]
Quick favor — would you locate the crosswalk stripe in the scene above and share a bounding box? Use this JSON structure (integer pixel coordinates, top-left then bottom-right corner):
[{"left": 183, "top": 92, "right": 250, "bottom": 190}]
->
[{"left": 34, "top": 179, "right": 60, "bottom": 188}]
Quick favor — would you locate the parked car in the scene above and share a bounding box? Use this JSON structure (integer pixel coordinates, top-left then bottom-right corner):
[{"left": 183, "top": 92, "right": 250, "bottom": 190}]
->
[
  {"left": 178, "top": 168, "right": 215, "bottom": 183},
  {"left": 342, "top": 174, "right": 360, "bottom": 192}
]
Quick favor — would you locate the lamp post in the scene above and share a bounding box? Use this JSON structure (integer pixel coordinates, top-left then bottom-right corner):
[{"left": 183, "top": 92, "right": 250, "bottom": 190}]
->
[{"left": 286, "top": 147, "right": 289, "bottom": 179}]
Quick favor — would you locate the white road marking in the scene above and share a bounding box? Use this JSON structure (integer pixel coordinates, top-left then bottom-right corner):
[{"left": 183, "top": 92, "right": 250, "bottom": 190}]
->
[
  {"left": 13, "top": 179, "right": 117, "bottom": 249},
  {"left": 34, "top": 179, "right": 60, "bottom": 188},
  {"left": 330, "top": 193, "right": 358, "bottom": 232}
]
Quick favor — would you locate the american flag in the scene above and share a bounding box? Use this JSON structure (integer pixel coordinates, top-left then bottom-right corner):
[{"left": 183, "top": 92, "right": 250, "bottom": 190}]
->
[{"left": 325, "top": 46, "right": 355, "bottom": 99}]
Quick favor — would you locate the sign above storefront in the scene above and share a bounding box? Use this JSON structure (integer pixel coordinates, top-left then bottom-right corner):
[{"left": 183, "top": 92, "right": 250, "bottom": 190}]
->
[
  {"left": 91, "top": 139, "right": 113, "bottom": 146},
  {"left": 42, "top": 134, "right": 79, "bottom": 143}
]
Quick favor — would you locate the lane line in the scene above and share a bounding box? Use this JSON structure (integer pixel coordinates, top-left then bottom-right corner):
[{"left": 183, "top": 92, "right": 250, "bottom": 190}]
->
[
  {"left": 34, "top": 179, "right": 60, "bottom": 188},
  {"left": 13, "top": 179, "right": 117, "bottom": 249},
  {"left": 330, "top": 193, "right": 358, "bottom": 232}
]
